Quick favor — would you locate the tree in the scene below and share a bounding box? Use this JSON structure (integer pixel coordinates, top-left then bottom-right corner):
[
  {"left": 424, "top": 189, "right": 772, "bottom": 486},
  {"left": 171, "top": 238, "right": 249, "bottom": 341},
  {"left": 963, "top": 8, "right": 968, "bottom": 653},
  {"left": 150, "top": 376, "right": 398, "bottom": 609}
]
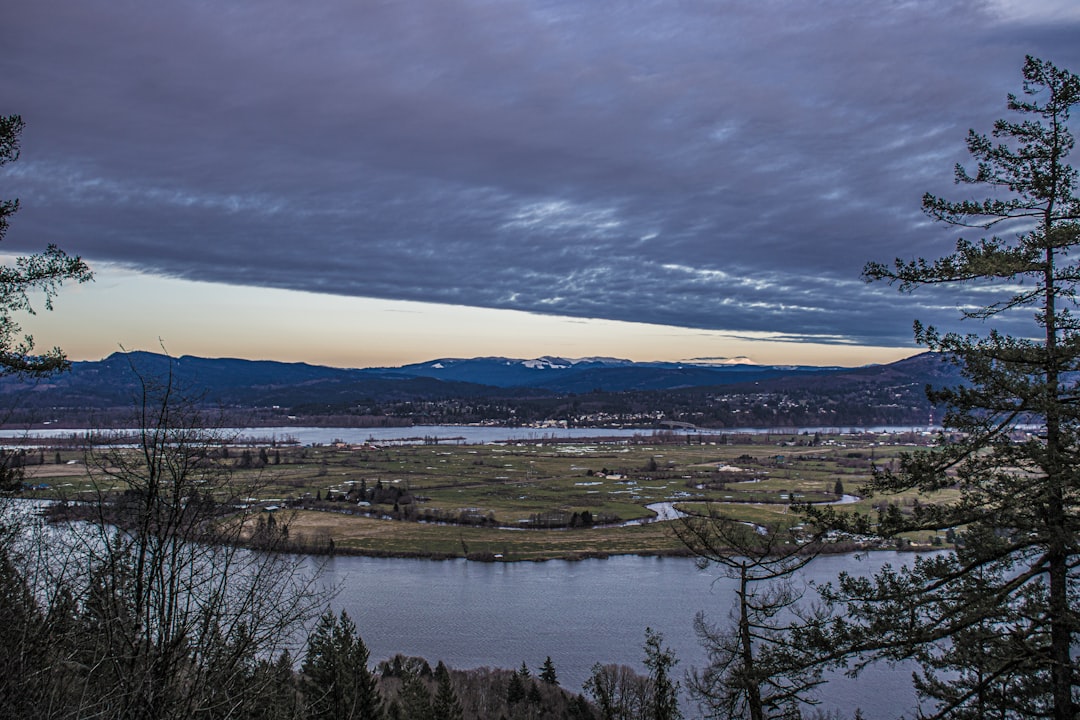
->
[
  {"left": 540, "top": 656, "right": 559, "bottom": 685},
  {"left": 527, "top": 679, "right": 543, "bottom": 706},
  {"left": 302, "top": 610, "right": 384, "bottom": 720},
  {"left": 0, "top": 525, "right": 56, "bottom": 718},
  {"left": 395, "top": 668, "right": 434, "bottom": 720},
  {"left": 0, "top": 115, "right": 90, "bottom": 491},
  {"left": 818, "top": 56, "right": 1080, "bottom": 720},
  {"left": 0, "top": 113, "right": 92, "bottom": 712},
  {"left": 507, "top": 667, "right": 527, "bottom": 706},
  {"left": 6, "top": 358, "right": 328, "bottom": 718},
  {"left": 675, "top": 512, "right": 825, "bottom": 720},
  {"left": 431, "top": 661, "right": 464, "bottom": 720},
  {"left": 241, "top": 650, "right": 305, "bottom": 720},
  {"left": 583, "top": 663, "right": 649, "bottom": 720},
  {"left": 642, "top": 628, "right": 682, "bottom": 720},
  {"left": 0, "top": 114, "right": 92, "bottom": 379},
  {"left": 583, "top": 630, "right": 680, "bottom": 720}
]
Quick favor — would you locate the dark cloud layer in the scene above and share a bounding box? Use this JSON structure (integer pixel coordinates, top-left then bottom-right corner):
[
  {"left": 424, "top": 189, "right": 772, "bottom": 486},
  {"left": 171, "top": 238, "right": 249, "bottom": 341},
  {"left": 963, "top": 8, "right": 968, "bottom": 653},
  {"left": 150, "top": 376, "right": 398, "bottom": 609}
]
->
[{"left": 3, "top": 0, "right": 1078, "bottom": 348}]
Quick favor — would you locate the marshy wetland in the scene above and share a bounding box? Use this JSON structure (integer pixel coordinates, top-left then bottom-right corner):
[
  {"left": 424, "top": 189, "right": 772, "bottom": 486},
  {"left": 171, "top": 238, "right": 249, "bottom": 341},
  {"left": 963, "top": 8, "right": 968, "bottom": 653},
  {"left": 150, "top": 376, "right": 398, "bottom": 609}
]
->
[{"left": 18, "top": 428, "right": 951, "bottom": 560}]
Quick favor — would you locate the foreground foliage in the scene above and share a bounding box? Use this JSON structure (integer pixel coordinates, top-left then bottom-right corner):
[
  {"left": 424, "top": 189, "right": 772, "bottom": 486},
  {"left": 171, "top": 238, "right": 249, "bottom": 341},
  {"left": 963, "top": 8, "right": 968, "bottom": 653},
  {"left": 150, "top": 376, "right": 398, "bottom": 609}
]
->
[
  {"left": 810, "top": 56, "right": 1080, "bottom": 720},
  {"left": 0, "top": 371, "right": 329, "bottom": 719}
]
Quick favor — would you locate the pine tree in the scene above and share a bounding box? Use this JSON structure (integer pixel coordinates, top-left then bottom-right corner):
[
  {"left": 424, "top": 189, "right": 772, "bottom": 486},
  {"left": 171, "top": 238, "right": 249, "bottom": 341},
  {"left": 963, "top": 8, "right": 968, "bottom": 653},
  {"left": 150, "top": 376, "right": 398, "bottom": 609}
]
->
[
  {"left": 540, "top": 656, "right": 558, "bottom": 685},
  {"left": 0, "top": 114, "right": 92, "bottom": 382},
  {"left": 816, "top": 56, "right": 1080, "bottom": 720},
  {"left": 397, "top": 668, "right": 433, "bottom": 720},
  {"left": 0, "top": 114, "right": 90, "bottom": 492},
  {"left": 431, "top": 661, "right": 463, "bottom": 720},
  {"left": 506, "top": 669, "right": 526, "bottom": 706},
  {"left": 675, "top": 514, "right": 825, "bottom": 719},
  {"left": 302, "top": 610, "right": 383, "bottom": 719}
]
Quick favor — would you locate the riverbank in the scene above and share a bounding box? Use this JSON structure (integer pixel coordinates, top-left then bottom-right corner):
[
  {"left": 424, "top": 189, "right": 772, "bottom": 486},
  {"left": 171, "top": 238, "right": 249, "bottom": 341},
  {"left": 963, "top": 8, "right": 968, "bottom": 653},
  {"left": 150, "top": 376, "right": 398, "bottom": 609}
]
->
[{"left": 266, "top": 505, "right": 884, "bottom": 563}]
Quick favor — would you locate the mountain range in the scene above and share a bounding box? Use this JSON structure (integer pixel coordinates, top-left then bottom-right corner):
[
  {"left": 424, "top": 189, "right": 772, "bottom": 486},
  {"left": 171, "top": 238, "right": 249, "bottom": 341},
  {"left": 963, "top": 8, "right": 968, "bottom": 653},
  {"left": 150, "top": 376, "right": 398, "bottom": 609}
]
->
[
  {"left": 0, "top": 351, "right": 954, "bottom": 428},
  {"left": 370, "top": 355, "right": 846, "bottom": 392}
]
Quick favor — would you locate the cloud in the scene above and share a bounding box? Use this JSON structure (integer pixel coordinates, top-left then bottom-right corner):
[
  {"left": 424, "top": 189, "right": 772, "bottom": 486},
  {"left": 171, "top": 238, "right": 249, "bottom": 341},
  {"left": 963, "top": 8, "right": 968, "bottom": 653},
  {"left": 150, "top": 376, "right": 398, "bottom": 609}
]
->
[{"left": 2, "top": 0, "right": 1078, "bottom": 349}]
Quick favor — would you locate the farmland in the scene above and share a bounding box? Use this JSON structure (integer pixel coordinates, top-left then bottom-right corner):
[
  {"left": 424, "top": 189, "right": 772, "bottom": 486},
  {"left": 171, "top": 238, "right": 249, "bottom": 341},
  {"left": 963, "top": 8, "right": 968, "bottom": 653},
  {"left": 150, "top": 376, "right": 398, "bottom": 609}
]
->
[{"left": 20, "top": 430, "right": 951, "bottom": 560}]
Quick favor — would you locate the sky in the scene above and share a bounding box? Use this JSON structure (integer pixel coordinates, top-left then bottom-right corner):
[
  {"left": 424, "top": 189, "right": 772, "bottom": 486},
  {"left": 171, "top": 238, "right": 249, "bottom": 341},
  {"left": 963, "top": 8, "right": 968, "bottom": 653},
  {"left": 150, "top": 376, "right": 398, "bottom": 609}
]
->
[{"left": 3, "top": 0, "right": 1079, "bottom": 369}]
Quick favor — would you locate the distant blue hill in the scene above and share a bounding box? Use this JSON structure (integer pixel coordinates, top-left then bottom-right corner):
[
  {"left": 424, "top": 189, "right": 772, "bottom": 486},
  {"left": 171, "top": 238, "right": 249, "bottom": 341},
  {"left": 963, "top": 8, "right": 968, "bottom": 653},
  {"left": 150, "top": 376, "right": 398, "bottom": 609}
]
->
[{"left": 0, "top": 351, "right": 949, "bottom": 428}]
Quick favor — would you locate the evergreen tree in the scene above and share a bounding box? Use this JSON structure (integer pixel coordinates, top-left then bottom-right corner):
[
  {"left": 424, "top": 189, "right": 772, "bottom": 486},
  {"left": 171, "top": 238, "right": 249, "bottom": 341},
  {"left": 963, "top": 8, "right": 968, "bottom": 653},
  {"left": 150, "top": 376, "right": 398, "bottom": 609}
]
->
[
  {"left": 0, "top": 114, "right": 92, "bottom": 383},
  {"left": 507, "top": 669, "right": 526, "bottom": 706},
  {"left": 814, "top": 56, "right": 1080, "bottom": 720},
  {"left": 241, "top": 651, "right": 304, "bottom": 720},
  {"left": 0, "top": 542, "right": 53, "bottom": 718},
  {"left": 0, "top": 115, "right": 90, "bottom": 492},
  {"left": 569, "top": 693, "right": 597, "bottom": 720},
  {"left": 675, "top": 514, "right": 825, "bottom": 719},
  {"left": 397, "top": 668, "right": 434, "bottom": 720},
  {"left": 431, "top": 661, "right": 464, "bottom": 720},
  {"left": 540, "top": 656, "right": 559, "bottom": 685},
  {"left": 302, "top": 610, "right": 383, "bottom": 719}
]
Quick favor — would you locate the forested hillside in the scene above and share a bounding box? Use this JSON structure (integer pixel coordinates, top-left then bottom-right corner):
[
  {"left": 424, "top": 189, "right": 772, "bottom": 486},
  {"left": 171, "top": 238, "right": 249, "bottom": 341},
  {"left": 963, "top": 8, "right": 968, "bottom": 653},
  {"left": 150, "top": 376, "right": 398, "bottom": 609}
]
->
[{"left": 0, "top": 351, "right": 954, "bottom": 429}]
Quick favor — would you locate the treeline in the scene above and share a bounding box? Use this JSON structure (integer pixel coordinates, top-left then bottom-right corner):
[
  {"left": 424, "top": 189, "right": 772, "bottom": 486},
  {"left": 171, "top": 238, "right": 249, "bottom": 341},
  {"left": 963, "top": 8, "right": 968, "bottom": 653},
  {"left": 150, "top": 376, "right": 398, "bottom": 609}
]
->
[{"left": 0, "top": 555, "right": 598, "bottom": 720}]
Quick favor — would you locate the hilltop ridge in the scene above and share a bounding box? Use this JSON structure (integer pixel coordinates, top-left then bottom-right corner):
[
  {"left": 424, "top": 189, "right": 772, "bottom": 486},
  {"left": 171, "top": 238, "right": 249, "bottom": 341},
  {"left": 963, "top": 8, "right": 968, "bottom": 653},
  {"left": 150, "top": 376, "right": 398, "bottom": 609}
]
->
[{"left": 0, "top": 351, "right": 948, "bottom": 429}]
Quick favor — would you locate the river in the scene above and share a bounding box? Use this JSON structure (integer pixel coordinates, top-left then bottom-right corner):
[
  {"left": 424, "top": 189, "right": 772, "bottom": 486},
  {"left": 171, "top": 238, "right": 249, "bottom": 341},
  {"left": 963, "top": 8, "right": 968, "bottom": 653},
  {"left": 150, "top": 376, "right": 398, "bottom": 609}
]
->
[
  {"left": 321, "top": 551, "right": 923, "bottom": 719},
  {"left": 0, "top": 423, "right": 936, "bottom": 446}
]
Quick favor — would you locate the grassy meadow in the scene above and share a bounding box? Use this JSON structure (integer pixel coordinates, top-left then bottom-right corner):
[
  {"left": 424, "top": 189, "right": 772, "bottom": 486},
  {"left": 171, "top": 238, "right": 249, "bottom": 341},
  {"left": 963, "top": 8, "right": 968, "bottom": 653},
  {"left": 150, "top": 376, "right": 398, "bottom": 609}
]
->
[{"left": 21, "top": 431, "right": 952, "bottom": 560}]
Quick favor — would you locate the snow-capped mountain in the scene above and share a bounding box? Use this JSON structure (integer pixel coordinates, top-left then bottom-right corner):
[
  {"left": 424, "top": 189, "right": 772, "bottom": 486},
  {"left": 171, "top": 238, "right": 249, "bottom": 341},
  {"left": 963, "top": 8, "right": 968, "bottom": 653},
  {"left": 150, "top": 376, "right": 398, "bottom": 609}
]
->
[{"left": 369, "top": 356, "right": 843, "bottom": 390}]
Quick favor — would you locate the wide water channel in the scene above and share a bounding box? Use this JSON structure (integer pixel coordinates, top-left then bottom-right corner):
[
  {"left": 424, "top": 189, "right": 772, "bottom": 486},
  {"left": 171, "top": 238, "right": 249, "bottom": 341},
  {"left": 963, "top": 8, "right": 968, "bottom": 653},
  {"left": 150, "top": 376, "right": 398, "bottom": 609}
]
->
[
  {"left": 0, "top": 422, "right": 935, "bottom": 446},
  {"left": 321, "top": 551, "right": 922, "bottom": 719}
]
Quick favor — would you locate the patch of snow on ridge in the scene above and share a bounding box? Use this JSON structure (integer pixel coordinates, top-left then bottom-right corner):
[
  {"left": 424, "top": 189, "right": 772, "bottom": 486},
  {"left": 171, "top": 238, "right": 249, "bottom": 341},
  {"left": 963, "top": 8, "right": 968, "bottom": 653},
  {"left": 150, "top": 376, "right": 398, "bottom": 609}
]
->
[
  {"left": 686, "top": 356, "right": 759, "bottom": 366},
  {"left": 574, "top": 356, "right": 631, "bottom": 365},
  {"left": 522, "top": 357, "right": 572, "bottom": 370}
]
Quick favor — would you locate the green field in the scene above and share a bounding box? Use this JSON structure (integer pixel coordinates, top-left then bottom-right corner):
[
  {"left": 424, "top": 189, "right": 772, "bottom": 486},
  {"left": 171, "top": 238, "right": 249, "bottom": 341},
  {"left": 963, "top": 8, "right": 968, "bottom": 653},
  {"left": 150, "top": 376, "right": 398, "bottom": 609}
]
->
[{"left": 22, "top": 431, "right": 952, "bottom": 559}]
